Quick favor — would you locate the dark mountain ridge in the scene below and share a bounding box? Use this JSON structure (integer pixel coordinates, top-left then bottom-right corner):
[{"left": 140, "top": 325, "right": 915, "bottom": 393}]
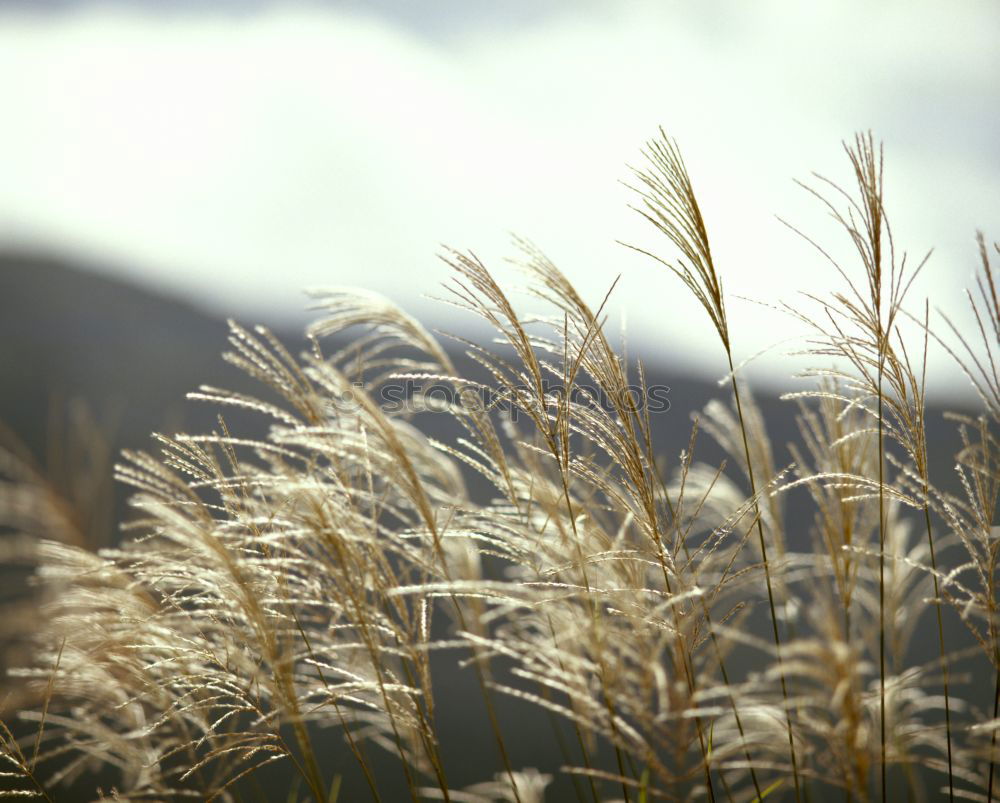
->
[{"left": 0, "top": 248, "right": 974, "bottom": 524}]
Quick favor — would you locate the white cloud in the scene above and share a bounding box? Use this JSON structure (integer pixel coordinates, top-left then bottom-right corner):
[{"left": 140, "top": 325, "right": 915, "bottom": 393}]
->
[{"left": 0, "top": 2, "right": 997, "bottom": 399}]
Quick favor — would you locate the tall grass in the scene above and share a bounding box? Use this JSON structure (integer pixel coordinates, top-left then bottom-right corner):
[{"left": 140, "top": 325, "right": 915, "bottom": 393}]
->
[{"left": 0, "top": 132, "right": 996, "bottom": 801}]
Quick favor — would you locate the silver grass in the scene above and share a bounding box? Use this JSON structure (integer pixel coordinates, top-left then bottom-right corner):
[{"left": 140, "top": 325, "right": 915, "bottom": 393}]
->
[{"left": 0, "top": 132, "right": 996, "bottom": 803}]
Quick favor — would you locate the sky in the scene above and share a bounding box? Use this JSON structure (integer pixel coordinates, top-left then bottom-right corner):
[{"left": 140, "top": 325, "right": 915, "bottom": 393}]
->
[{"left": 1, "top": 0, "right": 998, "bottom": 398}]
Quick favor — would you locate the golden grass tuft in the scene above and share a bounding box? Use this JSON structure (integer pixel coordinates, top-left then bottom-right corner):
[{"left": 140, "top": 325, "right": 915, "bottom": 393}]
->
[{"left": 0, "top": 132, "right": 996, "bottom": 802}]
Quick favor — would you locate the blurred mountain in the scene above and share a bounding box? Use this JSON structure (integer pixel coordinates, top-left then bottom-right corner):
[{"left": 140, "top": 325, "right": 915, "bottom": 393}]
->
[
  {"left": 0, "top": 252, "right": 761, "bottom": 536},
  {"left": 0, "top": 251, "right": 255, "bottom": 539},
  {"left": 0, "top": 251, "right": 238, "bottom": 446},
  {"left": 0, "top": 248, "right": 976, "bottom": 538}
]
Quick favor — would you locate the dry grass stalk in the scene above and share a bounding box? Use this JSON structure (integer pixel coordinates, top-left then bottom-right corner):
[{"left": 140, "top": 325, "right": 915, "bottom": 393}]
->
[{"left": 0, "top": 132, "right": 995, "bottom": 803}]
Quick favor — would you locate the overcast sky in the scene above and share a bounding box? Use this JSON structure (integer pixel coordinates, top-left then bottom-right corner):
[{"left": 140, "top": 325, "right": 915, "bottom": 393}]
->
[{"left": 1, "top": 1, "right": 998, "bottom": 397}]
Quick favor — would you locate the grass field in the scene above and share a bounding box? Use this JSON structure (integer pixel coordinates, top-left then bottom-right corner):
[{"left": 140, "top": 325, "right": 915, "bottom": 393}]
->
[{"left": 1, "top": 131, "right": 997, "bottom": 802}]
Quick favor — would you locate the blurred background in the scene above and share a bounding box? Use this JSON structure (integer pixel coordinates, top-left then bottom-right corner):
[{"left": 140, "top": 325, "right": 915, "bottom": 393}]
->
[
  {"left": 1, "top": 0, "right": 999, "bottom": 390},
  {"left": 0, "top": 2, "right": 998, "bottom": 796}
]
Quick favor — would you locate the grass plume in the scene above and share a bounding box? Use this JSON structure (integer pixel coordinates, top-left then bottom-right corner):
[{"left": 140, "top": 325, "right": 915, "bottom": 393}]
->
[{"left": 0, "top": 131, "right": 995, "bottom": 802}]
